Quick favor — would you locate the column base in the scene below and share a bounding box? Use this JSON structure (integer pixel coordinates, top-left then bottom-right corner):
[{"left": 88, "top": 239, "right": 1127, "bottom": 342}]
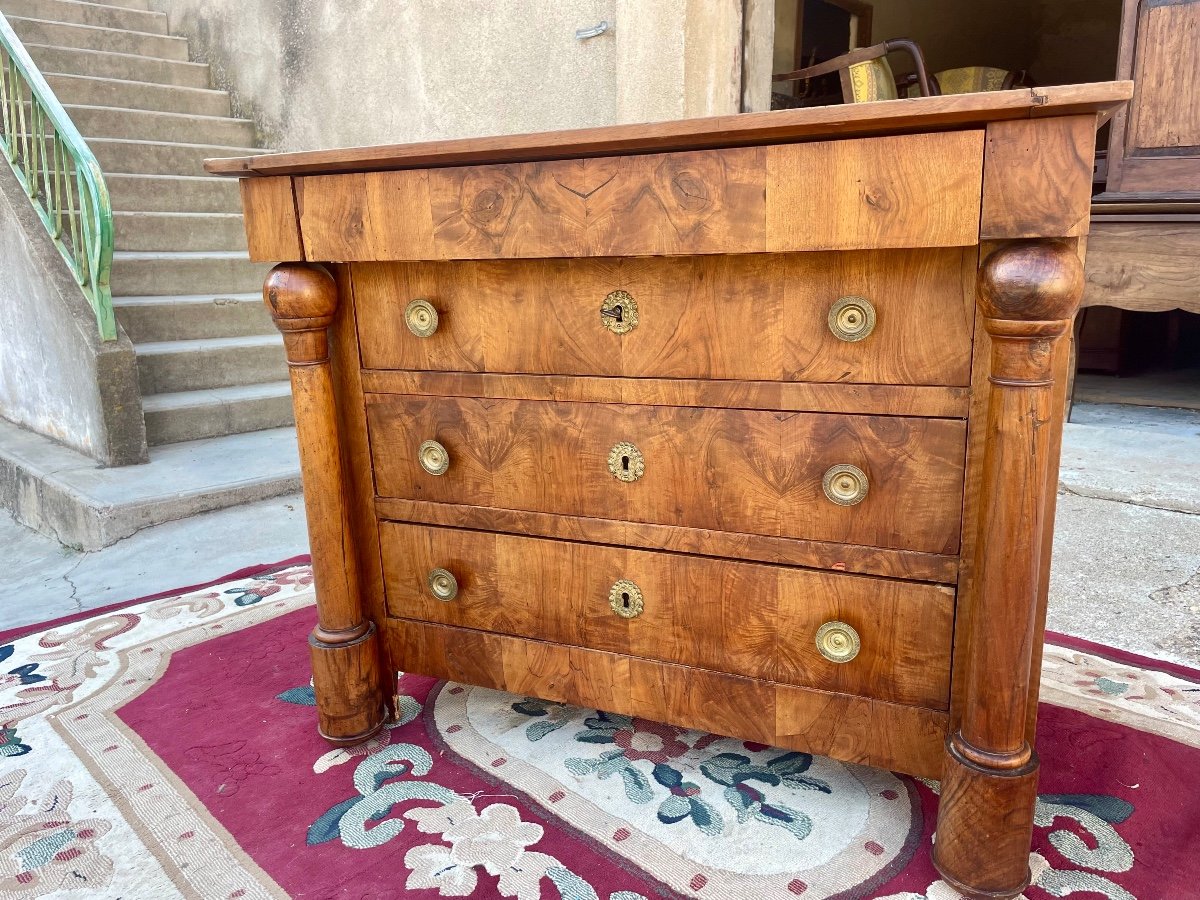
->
[
  {"left": 309, "top": 621, "right": 386, "bottom": 746},
  {"left": 932, "top": 736, "right": 1040, "bottom": 900}
]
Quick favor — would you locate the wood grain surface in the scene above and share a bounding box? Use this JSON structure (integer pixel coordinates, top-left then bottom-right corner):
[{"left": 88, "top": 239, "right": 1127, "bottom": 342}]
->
[
  {"left": 295, "top": 134, "right": 983, "bottom": 261},
  {"left": 980, "top": 116, "right": 1096, "bottom": 240},
  {"left": 240, "top": 177, "right": 303, "bottom": 261},
  {"left": 384, "top": 617, "right": 948, "bottom": 778},
  {"left": 1082, "top": 220, "right": 1200, "bottom": 313},
  {"left": 361, "top": 371, "right": 972, "bottom": 419},
  {"left": 373, "top": 498, "right": 960, "bottom": 584},
  {"left": 366, "top": 395, "right": 968, "bottom": 554},
  {"left": 205, "top": 83, "right": 1129, "bottom": 177},
  {"left": 352, "top": 248, "right": 977, "bottom": 386},
  {"left": 380, "top": 522, "right": 954, "bottom": 708}
]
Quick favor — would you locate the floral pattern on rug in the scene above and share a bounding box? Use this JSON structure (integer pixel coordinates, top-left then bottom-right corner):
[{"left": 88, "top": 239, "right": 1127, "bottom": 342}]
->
[
  {"left": 0, "top": 769, "right": 114, "bottom": 898},
  {"left": 1, "top": 564, "right": 1198, "bottom": 898}
]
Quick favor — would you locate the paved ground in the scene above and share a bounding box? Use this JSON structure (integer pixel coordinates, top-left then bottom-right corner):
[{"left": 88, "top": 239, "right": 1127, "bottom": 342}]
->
[
  {"left": 3, "top": 402, "right": 1199, "bottom": 669},
  {"left": 2, "top": 493, "right": 307, "bottom": 631}
]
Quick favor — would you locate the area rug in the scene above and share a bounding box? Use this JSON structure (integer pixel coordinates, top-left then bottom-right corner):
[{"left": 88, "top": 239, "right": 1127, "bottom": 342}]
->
[{"left": 2, "top": 562, "right": 1198, "bottom": 899}]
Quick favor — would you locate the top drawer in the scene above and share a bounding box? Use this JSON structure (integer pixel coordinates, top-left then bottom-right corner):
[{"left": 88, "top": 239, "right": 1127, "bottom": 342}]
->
[
  {"left": 353, "top": 248, "right": 974, "bottom": 386},
  {"left": 295, "top": 132, "right": 985, "bottom": 260}
]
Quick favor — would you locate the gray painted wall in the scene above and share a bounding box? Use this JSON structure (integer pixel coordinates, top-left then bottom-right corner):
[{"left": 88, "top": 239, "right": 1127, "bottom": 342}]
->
[
  {"left": 144, "top": 0, "right": 748, "bottom": 152},
  {"left": 0, "top": 166, "right": 146, "bottom": 467}
]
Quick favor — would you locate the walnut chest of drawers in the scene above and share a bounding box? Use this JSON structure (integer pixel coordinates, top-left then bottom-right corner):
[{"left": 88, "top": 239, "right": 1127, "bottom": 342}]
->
[{"left": 212, "top": 83, "right": 1130, "bottom": 900}]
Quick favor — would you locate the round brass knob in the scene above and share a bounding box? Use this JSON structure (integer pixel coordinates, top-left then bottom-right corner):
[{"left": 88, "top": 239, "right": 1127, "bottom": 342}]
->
[
  {"left": 418, "top": 439, "right": 450, "bottom": 475},
  {"left": 607, "top": 441, "right": 645, "bottom": 483},
  {"left": 428, "top": 568, "right": 458, "bottom": 601},
  {"left": 822, "top": 464, "right": 869, "bottom": 506},
  {"left": 609, "top": 579, "right": 644, "bottom": 618},
  {"left": 600, "top": 290, "right": 639, "bottom": 335},
  {"left": 816, "top": 621, "right": 860, "bottom": 663},
  {"left": 405, "top": 298, "right": 439, "bottom": 337},
  {"left": 828, "top": 296, "right": 876, "bottom": 342}
]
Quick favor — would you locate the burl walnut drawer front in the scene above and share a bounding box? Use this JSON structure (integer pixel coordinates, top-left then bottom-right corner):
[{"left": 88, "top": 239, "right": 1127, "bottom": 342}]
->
[
  {"left": 295, "top": 131, "right": 984, "bottom": 260},
  {"left": 365, "top": 395, "right": 967, "bottom": 554},
  {"left": 353, "top": 248, "right": 974, "bottom": 386},
  {"left": 380, "top": 522, "right": 954, "bottom": 709}
]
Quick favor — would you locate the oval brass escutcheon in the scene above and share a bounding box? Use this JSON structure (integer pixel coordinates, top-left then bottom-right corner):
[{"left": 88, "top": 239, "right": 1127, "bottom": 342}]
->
[
  {"left": 828, "top": 295, "right": 876, "bottom": 342},
  {"left": 607, "top": 441, "right": 645, "bottom": 483},
  {"left": 816, "top": 620, "right": 860, "bottom": 663},
  {"left": 405, "top": 298, "right": 439, "bottom": 337},
  {"left": 428, "top": 568, "right": 458, "bottom": 601},
  {"left": 600, "top": 290, "right": 639, "bottom": 335},
  {"left": 418, "top": 439, "right": 450, "bottom": 476},
  {"left": 609, "top": 579, "right": 644, "bottom": 619},
  {"left": 822, "top": 464, "right": 869, "bottom": 506}
]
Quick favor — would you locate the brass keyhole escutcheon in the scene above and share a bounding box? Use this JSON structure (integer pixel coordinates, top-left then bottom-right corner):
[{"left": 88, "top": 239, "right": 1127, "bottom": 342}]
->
[
  {"left": 428, "top": 568, "right": 458, "bottom": 601},
  {"left": 600, "top": 290, "right": 639, "bottom": 335},
  {"left": 609, "top": 579, "right": 644, "bottom": 619},
  {"left": 828, "top": 296, "right": 876, "bottom": 342},
  {"left": 418, "top": 439, "right": 450, "bottom": 476},
  {"left": 607, "top": 441, "right": 645, "bottom": 483},
  {"left": 816, "top": 621, "right": 860, "bottom": 663},
  {"left": 822, "top": 464, "right": 869, "bottom": 506},
  {"left": 405, "top": 298, "right": 439, "bottom": 337}
]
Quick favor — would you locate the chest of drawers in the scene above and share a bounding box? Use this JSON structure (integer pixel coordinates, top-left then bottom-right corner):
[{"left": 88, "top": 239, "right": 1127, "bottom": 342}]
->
[{"left": 212, "top": 83, "right": 1129, "bottom": 900}]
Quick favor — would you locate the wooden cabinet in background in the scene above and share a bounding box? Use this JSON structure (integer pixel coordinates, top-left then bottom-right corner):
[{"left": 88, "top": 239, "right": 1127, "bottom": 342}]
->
[{"left": 1104, "top": 0, "right": 1200, "bottom": 196}]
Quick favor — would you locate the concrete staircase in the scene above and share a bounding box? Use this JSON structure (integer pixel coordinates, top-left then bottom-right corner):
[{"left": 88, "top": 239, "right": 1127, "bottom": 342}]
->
[{"left": 3, "top": 0, "right": 292, "bottom": 446}]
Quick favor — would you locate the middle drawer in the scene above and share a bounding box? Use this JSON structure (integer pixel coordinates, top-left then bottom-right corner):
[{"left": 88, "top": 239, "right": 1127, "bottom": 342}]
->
[
  {"left": 366, "top": 395, "right": 967, "bottom": 554},
  {"left": 380, "top": 521, "right": 955, "bottom": 709}
]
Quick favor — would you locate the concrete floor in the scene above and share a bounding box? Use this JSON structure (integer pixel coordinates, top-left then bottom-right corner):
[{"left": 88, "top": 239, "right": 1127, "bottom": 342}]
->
[
  {"left": 2, "top": 493, "right": 308, "bottom": 632},
  {"left": 3, "top": 402, "right": 1199, "bottom": 669}
]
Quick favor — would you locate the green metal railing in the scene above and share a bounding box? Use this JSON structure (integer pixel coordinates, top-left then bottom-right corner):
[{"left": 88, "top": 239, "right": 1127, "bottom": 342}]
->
[{"left": 0, "top": 12, "right": 115, "bottom": 340}]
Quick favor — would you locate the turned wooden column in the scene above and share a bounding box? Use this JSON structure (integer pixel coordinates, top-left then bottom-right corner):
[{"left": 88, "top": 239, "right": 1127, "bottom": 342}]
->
[
  {"left": 264, "top": 263, "right": 385, "bottom": 746},
  {"left": 933, "top": 241, "right": 1083, "bottom": 899}
]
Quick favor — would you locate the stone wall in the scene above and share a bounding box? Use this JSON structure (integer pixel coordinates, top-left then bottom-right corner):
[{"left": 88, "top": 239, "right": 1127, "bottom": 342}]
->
[
  {"left": 0, "top": 166, "right": 146, "bottom": 467},
  {"left": 144, "top": 0, "right": 753, "bottom": 152}
]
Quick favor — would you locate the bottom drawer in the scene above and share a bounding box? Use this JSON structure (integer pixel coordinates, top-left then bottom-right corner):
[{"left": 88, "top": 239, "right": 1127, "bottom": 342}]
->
[
  {"left": 380, "top": 521, "right": 954, "bottom": 709},
  {"left": 384, "top": 617, "right": 949, "bottom": 779}
]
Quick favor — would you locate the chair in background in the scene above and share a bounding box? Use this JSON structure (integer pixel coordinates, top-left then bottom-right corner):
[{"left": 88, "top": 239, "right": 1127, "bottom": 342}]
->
[
  {"left": 901, "top": 65, "right": 1035, "bottom": 97},
  {"left": 772, "top": 38, "right": 933, "bottom": 103}
]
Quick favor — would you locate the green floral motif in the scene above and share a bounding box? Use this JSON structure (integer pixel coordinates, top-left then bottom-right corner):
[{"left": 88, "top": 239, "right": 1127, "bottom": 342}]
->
[
  {"left": 700, "top": 752, "right": 832, "bottom": 840},
  {"left": 511, "top": 697, "right": 573, "bottom": 741},
  {"left": 305, "top": 694, "right": 649, "bottom": 900},
  {"left": 542, "top": 709, "right": 833, "bottom": 841}
]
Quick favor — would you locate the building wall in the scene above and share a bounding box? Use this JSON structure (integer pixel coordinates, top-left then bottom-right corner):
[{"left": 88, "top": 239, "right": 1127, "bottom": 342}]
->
[
  {"left": 0, "top": 167, "right": 146, "bottom": 467},
  {"left": 145, "top": 0, "right": 747, "bottom": 152}
]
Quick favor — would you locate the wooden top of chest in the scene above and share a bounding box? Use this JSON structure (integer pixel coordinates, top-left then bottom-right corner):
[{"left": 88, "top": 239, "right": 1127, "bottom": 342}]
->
[{"left": 206, "top": 82, "right": 1130, "bottom": 178}]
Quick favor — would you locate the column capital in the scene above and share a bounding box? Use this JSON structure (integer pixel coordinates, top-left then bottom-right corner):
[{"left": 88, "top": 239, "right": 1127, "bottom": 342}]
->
[
  {"left": 264, "top": 263, "right": 338, "bottom": 364},
  {"left": 978, "top": 240, "right": 1083, "bottom": 329}
]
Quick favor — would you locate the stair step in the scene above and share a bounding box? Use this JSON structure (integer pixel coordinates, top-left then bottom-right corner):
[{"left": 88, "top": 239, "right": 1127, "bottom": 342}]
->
[
  {"left": 5, "top": 15, "right": 189, "bottom": 61},
  {"left": 67, "top": 104, "right": 256, "bottom": 146},
  {"left": 0, "top": 417, "right": 299, "bottom": 551},
  {"left": 89, "top": 137, "right": 266, "bottom": 176},
  {"left": 113, "top": 292, "right": 269, "bottom": 341},
  {"left": 106, "top": 173, "right": 242, "bottom": 213},
  {"left": 135, "top": 334, "right": 287, "bottom": 394},
  {"left": 112, "top": 250, "right": 269, "bottom": 296},
  {"left": 89, "top": 0, "right": 150, "bottom": 9},
  {"left": 0, "top": 0, "right": 166, "bottom": 33},
  {"left": 142, "top": 382, "right": 294, "bottom": 445},
  {"left": 24, "top": 43, "right": 210, "bottom": 87},
  {"left": 113, "top": 211, "right": 246, "bottom": 251},
  {"left": 44, "top": 73, "right": 231, "bottom": 116},
  {"left": 78, "top": 0, "right": 151, "bottom": 10}
]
